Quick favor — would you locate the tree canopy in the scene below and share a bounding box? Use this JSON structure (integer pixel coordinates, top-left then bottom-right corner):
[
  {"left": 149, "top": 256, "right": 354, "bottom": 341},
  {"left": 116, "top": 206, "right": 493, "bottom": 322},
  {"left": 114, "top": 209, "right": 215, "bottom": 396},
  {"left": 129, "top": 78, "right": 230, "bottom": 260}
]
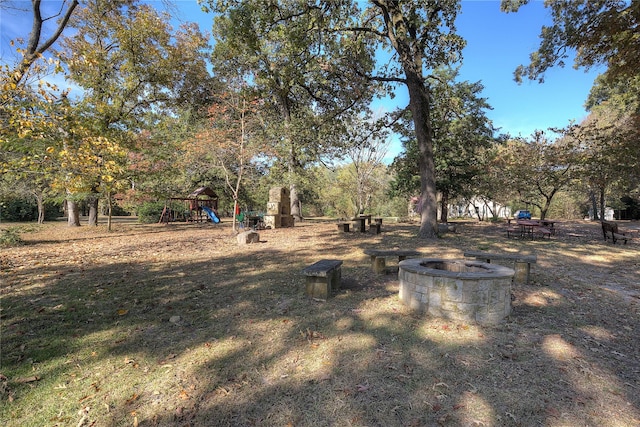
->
[
  {"left": 502, "top": 0, "right": 639, "bottom": 83},
  {"left": 202, "top": 0, "right": 377, "bottom": 221}
]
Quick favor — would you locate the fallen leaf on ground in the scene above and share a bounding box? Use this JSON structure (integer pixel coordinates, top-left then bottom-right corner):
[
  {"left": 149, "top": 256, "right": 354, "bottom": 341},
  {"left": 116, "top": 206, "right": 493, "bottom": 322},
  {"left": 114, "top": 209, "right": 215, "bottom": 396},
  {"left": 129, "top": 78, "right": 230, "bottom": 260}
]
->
[
  {"left": 125, "top": 393, "right": 139, "bottom": 405},
  {"left": 15, "top": 376, "right": 40, "bottom": 383}
]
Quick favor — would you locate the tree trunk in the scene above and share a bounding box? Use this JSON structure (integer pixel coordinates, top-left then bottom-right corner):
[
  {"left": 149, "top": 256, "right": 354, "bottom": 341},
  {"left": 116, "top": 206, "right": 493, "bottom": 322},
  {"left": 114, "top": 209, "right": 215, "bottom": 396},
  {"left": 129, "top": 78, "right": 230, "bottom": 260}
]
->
[
  {"left": 440, "top": 190, "right": 449, "bottom": 223},
  {"left": 589, "top": 190, "right": 599, "bottom": 220},
  {"left": 279, "top": 95, "right": 302, "bottom": 223},
  {"left": 540, "top": 199, "right": 550, "bottom": 220},
  {"left": 484, "top": 200, "right": 496, "bottom": 218},
  {"left": 106, "top": 192, "right": 113, "bottom": 232},
  {"left": 357, "top": 191, "right": 365, "bottom": 215},
  {"left": 35, "top": 192, "right": 45, "bottom": 224},
  {"left": 473, "top": 204, "right": 482, "bottom": 221},
  {"left": 599, "top": 186, "right": 606, "bottom": 221},
  {"left": 356, "top": 175, "right": 367, "bottom": 215},
  {"left": 364, "top": 193, "right": 371, "bottom": 215},
  {"left": 232, "top": 200, "right": 239, "bottom": 233},
  {"left": 287, "top": 137, "right": 302, "bottom": 222},
  {"left": 87, "top": 194, "right": 99, "bottom": 226},
  {"left": 290, "top": 183, "right": 302, "bottom": 222},
  {"left": 540, "top": 188, "right": 557, "bottom": 220},
  {"left": 67, "top": 197, "right": 81, "bottom": 227},
  {"left": 406, "top": 73, "right": 437, "bottom": 238}
]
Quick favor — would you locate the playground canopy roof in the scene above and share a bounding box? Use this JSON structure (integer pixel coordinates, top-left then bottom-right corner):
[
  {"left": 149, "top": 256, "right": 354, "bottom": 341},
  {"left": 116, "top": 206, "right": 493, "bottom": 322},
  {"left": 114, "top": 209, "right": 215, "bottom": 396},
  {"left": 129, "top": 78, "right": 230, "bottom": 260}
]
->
[{"left": 188, "top": 187, "right": 218, "bottom": 199}]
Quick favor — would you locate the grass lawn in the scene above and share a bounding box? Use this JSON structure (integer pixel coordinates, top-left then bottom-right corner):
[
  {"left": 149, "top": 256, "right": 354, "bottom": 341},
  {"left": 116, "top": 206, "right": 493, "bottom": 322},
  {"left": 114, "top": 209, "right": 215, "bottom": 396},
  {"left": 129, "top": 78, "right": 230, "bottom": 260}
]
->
[{"left": 1, "top": 218, "right": 639, "bottom": 426}]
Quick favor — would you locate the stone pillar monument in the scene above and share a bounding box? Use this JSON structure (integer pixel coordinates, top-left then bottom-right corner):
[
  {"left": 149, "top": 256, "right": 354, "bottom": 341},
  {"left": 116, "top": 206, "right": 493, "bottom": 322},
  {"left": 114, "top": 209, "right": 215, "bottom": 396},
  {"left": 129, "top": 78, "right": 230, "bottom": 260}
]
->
[{"left": 264, "top": 187, "right": 294, "bottom": 228}]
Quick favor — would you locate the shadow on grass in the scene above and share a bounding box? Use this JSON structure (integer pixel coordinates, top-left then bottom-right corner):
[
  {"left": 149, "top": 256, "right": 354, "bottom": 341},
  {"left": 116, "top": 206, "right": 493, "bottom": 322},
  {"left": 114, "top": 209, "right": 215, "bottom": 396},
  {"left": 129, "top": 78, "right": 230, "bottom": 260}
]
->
[{"left": 1, "top": 220, "right": 639, "bottom": 426}]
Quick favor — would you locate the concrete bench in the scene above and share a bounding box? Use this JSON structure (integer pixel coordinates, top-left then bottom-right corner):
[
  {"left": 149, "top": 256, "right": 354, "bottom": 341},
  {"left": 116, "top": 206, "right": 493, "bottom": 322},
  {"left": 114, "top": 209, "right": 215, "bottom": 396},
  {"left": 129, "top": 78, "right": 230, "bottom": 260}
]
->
[
  {"left": 363, "top": 249, "right": 421, "bottom": 274},
  {"left": 463, "top": 250, "right": 537, "bottom": 285},
  {"left": 302, "top": 259, "right": 343, "bottom": 300},
  {"left": 337, "top": 222, "right": 351, "bottom": 232}
]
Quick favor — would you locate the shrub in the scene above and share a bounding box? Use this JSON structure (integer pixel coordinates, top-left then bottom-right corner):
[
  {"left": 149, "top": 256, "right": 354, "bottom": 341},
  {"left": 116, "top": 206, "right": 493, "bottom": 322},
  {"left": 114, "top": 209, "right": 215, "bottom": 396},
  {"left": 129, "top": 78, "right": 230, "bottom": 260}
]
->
[
  {"left": 1, "top": 198, "right": 35, "bottom": 221},
  {"left": 0, "top": 197, "right": 62, "bottom": 222},
  {"left": 137, "top": 201, "right": 166, "bottom": 223},
  {"left": 0, "top": 227, "right": 23, "bottom": 247},
  {"left": 44, "top": 202, "right": 63, "bottom": 220}
]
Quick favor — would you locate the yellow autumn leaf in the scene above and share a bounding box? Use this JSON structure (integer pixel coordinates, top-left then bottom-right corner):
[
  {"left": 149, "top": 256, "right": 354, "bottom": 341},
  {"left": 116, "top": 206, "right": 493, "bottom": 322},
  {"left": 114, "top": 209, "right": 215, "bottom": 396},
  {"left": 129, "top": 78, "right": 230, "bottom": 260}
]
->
[{"left": 117, "top": 309, "right": 128, "bottom": 316}]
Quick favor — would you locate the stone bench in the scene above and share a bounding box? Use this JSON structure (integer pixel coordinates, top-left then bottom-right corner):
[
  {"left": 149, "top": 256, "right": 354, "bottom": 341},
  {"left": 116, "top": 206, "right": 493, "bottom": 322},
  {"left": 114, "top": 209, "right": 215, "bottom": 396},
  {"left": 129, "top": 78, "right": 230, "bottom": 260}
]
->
[
  {"left": 302, "top": 259, "right": 343, "bottom": 300},
  {"left": 370, "top": 223, "right": 381, "bottom": 234},
  {"left": 363, "top": 249, "right": 421, "bottom": 274},
  {"left": 237, "top": 230, "right": 259, "bottom": 244},
  {"left": 337, "top": 222, "right": 351, "bottom": 232},
  {"left": 463, "top": 250, "right": 537, "bottom": 285}
]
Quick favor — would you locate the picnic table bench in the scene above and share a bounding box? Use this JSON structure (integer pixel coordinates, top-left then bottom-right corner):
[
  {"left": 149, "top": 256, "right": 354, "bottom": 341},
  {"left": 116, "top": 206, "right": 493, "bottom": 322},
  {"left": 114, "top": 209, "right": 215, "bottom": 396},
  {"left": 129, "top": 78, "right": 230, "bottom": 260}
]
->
[
  {"left": 508, "top": 220, "right": 553, "bottom": 239},
  {"left": 363, "top": 249, "right": 421, "bottom": 274},
  {"left": 539, "top": 219, "right": 559, "bottom": 235},
  {"left": 601, "top": 221, "right": 632, "bottom": 244},
  {"left": 463, "top": 250, "right": 537, "bottom": 285},
  {"left": 302, "top": 259, "right": 343, "bottom": 300},
  {"left": 535, "top": 227, "right": 552, "bottom": 239}
]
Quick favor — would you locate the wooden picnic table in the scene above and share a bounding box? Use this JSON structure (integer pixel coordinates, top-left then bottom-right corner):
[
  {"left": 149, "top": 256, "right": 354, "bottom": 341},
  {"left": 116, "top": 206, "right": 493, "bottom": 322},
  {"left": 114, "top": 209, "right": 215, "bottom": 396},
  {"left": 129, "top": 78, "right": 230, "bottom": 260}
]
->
[{"left": 516, "top": 219, "right": 553, "bottom": 239}]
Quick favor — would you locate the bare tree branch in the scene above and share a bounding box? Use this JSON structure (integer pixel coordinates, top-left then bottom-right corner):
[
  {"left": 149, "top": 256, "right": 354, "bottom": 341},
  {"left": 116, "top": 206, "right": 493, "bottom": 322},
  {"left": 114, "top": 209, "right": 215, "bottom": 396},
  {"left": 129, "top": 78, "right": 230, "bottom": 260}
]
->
[{"left": 9, "top": 0, "right": 79, "bottom": 87}]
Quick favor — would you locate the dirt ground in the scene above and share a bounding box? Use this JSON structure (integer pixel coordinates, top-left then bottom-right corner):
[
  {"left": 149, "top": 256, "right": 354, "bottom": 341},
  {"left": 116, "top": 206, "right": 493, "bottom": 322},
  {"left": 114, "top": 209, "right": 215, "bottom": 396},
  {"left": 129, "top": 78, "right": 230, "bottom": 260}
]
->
[{"left": 1, "top": 217, "right": 639, "bottom": 426}]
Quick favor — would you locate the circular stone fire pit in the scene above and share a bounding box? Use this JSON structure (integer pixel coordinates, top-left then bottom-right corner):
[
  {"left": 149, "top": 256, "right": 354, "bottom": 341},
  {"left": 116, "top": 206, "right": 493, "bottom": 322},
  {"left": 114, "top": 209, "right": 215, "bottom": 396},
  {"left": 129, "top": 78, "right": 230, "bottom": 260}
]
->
[{"left": 398, "top": 258, "right": 515, "bottom": 325}]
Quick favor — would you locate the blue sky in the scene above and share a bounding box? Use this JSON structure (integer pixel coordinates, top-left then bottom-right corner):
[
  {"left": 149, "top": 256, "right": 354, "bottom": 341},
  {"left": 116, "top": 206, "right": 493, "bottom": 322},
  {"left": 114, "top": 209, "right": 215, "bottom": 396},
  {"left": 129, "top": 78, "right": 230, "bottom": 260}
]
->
[
  {"left": 455, "top": 1, "right": 602, "bottom": 138},
  {"left": 2, "top": 1, "right": 602, "bottom": 148}
]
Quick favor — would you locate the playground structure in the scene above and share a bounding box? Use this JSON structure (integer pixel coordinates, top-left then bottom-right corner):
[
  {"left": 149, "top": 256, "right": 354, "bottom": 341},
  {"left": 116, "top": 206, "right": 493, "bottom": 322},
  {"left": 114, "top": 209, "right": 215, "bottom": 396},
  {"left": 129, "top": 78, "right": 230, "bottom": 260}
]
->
[{"left": 159, "top": 187, "right": 220, "bottom": 224}]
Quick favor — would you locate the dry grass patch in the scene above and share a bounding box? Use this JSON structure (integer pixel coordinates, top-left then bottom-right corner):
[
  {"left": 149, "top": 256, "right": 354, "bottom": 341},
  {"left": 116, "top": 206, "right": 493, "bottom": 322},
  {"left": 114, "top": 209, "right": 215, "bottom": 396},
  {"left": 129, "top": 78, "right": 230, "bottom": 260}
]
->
[{"left": 1, "top": 218, "right": 639, "bottom": 426}]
